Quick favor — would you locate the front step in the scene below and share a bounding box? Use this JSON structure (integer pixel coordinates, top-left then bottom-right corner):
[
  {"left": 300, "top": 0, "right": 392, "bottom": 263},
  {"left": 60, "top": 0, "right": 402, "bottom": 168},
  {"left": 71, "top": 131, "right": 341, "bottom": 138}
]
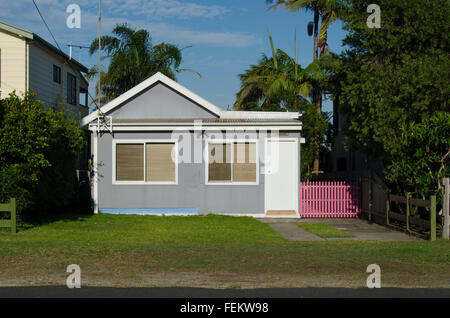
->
[{"left": 266, "top": 210, "right": 297, "bottom": 215}]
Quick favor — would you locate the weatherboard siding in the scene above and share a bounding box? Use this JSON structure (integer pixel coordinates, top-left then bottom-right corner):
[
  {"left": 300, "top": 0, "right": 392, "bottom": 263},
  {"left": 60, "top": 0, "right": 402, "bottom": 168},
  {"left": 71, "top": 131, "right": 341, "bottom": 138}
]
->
[
  {"left": 28, "top": 44, "right": 64, "bottom": 106},
  {"left": 28, "top": 43, "right": 88, "bottom": 121},
  {"left": 0, "top": 31, "right": 26, "bottom": 98},
  {"left": 94, "top": 131, "right": 300, "bottom": 215}
]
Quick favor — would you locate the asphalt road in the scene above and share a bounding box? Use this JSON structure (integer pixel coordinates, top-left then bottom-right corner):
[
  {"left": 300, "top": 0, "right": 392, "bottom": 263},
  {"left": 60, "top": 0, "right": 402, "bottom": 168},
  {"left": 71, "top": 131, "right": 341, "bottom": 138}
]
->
[{"left": 0, "top": 286, "right": 449, "bottom": 298}]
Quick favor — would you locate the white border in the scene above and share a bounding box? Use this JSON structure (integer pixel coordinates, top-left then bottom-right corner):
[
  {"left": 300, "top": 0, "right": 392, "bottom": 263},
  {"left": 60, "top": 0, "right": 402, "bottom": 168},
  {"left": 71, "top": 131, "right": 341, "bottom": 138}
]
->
[
  {"left": 204, "top": 139, "right": 259, "bottom": 186},
  {"left": 112, "top": 139, "right": 179, "bottom": 185},
  {"left": 264, "top": 138, "right": 299, "bottom": 217}
]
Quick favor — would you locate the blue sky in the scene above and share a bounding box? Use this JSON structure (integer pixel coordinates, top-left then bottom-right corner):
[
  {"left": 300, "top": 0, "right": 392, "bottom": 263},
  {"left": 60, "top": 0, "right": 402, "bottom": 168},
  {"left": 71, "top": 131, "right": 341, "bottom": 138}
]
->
[{"left": 0, "top": 0, "right": 347, "bottom": 113}]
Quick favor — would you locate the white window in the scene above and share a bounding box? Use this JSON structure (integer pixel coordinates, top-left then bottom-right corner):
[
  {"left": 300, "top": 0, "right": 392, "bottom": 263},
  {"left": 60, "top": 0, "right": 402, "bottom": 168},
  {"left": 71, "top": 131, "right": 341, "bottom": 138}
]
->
[
  {"left": 113, "top": 140, "right": 178, "bottom": 184},
  {"left": 206, "top": 140, "right": 258, "bottom": 185}
]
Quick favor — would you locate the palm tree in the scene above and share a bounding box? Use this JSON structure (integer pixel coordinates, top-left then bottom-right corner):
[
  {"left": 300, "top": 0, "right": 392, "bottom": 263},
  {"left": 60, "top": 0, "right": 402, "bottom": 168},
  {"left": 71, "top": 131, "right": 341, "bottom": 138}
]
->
[
  {"left": 87, "top": 23, "right": 199, "bottom": 103},
  {"left": 266, "top": 0, "right": 343, "bottom": 60},
  {"left": 266, "top": 0, "right": 344, "bottom": 172},
  {"left": 235, "top": 31, "right": 317, "bottom": 112},
  {"left": 234, "top": 32, "right": 328, "bottom": 179}
]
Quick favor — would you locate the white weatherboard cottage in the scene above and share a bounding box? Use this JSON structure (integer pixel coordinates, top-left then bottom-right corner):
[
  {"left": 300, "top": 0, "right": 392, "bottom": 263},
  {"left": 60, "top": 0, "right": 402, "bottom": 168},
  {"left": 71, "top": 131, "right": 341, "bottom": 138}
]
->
[{"left": 81, "top": 72, "right": 304, "bottom": 217}]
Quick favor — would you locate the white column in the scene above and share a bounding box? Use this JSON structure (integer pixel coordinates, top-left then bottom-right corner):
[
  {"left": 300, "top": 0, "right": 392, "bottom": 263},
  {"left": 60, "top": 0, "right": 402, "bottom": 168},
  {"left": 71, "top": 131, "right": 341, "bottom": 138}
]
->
[{"left": 92, "top": 128, "right": 99, "bottom": 214}]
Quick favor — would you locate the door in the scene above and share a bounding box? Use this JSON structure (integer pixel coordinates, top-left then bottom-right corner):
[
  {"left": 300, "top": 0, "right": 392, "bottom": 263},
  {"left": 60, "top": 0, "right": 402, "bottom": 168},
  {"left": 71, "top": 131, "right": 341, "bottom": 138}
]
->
[{"left": 265, "top": 139, "right": 299, "bottom": 216}]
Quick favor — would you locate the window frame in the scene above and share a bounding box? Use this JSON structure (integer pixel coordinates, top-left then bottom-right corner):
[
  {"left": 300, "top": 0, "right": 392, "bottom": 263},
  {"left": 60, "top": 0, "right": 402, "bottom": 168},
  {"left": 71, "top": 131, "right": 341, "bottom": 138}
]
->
[
  {"left": 53, "top": 65, "right": 61, "bottom": 84},
  {"left": 79, "top": 87, "right": 88, "bottom": 107},
  {"left": 112, "top": 139, "right": 178, "bottom": 185},
  {"left": 205, "top": 139, "right": 259, "bottom": 186},
  {"left": 67, "top": 72, "right": 77, "bottom": 105}
]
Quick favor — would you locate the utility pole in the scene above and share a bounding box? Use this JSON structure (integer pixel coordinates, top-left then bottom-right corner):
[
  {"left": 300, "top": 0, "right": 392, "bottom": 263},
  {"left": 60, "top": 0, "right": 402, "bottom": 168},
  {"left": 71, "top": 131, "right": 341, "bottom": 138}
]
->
[{"left": 98, "top": 0, "right": 102, "bottom": 109}]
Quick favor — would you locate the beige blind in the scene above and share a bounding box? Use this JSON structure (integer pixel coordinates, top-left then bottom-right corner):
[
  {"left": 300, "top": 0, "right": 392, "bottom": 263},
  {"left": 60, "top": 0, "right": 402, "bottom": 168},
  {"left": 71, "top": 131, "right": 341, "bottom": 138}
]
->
[
  {"left": 116, "top": 144, "right": 144, "bottom": 181},
  {"left": 146, "top": 143, "right": 175, "bottom": 182},
  {"left": 233, "top": 142, "right": 256, "bottom": 182},
  {"left": 208, "top": 143, "right": 231, "bottom": 181}
]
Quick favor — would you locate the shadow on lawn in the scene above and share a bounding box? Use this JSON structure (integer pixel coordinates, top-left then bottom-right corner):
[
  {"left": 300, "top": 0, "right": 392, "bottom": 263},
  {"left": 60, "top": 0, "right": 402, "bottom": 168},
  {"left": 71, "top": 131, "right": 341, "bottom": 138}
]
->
[{"left": 17, "top": 206, "right": 94, "bottom": 231}]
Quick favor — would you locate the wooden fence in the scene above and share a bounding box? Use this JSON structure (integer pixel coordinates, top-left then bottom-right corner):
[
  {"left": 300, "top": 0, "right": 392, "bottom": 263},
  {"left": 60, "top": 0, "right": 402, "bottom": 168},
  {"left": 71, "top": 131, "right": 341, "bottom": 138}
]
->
[
  {"left": 0, "top": 198, "right": 16, "bottom": 234},
  {"left": 300, "top": 181, "right": 361, "bottom": 218},
  {"left": 307, "top": 171, "right": 448, "bottom": 240},
  {"left": 386, "top": 193, "right": 437, "bottom": 240}
]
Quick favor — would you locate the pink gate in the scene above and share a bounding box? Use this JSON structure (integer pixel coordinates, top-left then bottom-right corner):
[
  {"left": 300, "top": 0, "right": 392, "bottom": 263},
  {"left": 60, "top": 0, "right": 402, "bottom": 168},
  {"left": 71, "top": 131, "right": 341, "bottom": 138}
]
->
[{"left": 300, "top": 181, "right": 361, "bottom": 218}]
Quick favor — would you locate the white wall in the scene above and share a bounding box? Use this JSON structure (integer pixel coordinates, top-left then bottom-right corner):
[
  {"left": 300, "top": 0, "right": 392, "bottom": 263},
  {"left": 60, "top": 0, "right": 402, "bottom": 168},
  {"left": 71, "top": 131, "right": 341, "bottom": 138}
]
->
[{"left": 0, "top": 31, "right": 26, "bottom": 98}]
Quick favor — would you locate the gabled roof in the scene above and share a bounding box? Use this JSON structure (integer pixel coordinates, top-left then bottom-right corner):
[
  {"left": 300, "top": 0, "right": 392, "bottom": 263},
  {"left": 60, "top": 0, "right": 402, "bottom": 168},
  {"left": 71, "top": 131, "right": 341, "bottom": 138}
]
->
[
  {"left": 0, "top": 21, "right": 88, "bottom": 73},
  {"left": 81, "top": 72, "right": 300, "bottom": 126}
]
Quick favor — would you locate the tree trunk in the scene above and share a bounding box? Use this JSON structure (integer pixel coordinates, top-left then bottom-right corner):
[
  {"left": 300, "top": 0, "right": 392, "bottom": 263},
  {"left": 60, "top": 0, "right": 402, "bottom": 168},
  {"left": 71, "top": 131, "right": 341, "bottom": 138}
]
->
[
  {"left": 313, "top": 9, "right": 319, "bottom": 61},
  {"left": 312, "top": 8, "right": 320, "bottom": 173}
]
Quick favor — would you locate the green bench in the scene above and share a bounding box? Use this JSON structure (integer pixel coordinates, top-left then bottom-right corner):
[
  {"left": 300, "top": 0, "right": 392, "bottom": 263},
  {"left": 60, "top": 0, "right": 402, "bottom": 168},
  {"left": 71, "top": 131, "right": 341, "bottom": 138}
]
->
[{"left": 0, "top": 198, "right": 16, "bottom": 234}]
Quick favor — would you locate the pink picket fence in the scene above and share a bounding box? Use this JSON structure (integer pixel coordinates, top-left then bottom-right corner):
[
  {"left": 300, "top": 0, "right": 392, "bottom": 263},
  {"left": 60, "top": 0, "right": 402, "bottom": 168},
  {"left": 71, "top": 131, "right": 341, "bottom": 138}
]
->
[{"left": 300, "top": 181, "right": 361, "bottom": 218}]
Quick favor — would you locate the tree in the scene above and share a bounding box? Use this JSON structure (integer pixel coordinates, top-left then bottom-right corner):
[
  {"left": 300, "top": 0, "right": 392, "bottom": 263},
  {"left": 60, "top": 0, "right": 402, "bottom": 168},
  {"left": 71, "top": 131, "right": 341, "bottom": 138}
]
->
[
  {"left": 388, "top": 112, "right": 450, "bottom": 198},
  {"left": 0, "top": 92, "right": 85, "bottom": 217},
  {"left": 234, "top": 32, "right": 329, "bottom": 179},
  {"left": 327, "top": 0, "right": 449, "bottom": 196},
  {"left": 266, "top": 0, "right": 345, "bottom": 172},
  {"left": 87, "top": 23, "right": 199, "bottom": 104}
]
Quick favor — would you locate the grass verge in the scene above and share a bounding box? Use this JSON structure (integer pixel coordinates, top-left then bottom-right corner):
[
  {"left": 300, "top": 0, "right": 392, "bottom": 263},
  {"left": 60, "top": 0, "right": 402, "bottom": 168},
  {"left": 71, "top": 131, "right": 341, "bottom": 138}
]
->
[{"left": 0, "top": 213, "right": 449, "bottom": 288}]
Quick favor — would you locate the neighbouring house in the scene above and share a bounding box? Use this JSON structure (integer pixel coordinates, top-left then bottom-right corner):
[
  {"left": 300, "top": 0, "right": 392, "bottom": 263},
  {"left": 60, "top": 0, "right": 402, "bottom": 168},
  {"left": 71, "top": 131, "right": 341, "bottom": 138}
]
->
[
  {"left": 81, "top": 72, "right": 304, "bottom": 217},
  {"left": 0, "top": 21, "right": 89, "bottom": 121}
]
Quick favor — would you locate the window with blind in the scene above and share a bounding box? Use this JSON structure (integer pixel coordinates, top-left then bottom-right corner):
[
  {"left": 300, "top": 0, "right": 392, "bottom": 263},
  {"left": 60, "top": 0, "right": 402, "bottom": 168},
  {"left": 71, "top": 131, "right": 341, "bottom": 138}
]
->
[
  {"left": 207, "top": 141, "right": 257, "bottom": 184},
  {"left": 208, "top": 143, "right": 231, "bottom": 182},
  {"left": 115, "top": 142, "right": 176, "bottom": 183},
  {"left": 146, "top": 143, "right": 175, "bottom": 182},
  {"left": 116, "top": 144, "right": 144, "bottom": 181}
]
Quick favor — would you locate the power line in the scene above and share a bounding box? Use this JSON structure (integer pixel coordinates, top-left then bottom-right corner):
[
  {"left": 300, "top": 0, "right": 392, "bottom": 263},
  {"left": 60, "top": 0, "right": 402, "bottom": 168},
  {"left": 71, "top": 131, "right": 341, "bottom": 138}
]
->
[
  {"left": 31, "top": 0, "right": 62, "bottom": 52},
  {"left": 31, "top": 0, "right": 99, "bottom": 111}
]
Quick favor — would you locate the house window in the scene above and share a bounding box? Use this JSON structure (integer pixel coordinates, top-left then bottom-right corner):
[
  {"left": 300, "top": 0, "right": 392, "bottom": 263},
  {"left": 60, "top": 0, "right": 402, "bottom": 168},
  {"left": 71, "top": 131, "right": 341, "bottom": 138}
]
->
[
  {"left": 79, "top": 87, "right": 88, "bottom": 107},
  {"left": 116, "top": 144, "right": 144, "bottom": 181},
  {"left": 53, "top": 65, "right": 61, "bottom": 84},
  {"left": 207, "top": 141, "right": 258, "bottom": 184},
  {"left": 114, "top": 141, "right": 177, "bottom": 184},
  {"left": 233, "top": 142, "right": 257, "bottom": 182},
  {"left": 146, "top": 143, "right": 176, "bottom": 182},
  {"left": 67, "top": 73, "right": 77, "bottom": 105},
  {"left": 208, "top": 143, "right": 232, "bottom": 182}
]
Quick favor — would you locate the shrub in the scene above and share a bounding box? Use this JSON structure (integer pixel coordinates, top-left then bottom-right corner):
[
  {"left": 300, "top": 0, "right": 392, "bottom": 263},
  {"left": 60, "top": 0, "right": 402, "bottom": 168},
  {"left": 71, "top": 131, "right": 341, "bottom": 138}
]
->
[{"left": 0, "top": 92, "right": 85, "bottom": 218}]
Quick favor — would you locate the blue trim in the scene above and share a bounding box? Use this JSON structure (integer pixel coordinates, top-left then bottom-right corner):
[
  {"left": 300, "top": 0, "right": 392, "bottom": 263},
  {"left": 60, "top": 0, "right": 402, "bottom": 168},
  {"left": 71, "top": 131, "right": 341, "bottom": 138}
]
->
[{"left": 100, "top": 208, "right": 199, "bottom": 215}]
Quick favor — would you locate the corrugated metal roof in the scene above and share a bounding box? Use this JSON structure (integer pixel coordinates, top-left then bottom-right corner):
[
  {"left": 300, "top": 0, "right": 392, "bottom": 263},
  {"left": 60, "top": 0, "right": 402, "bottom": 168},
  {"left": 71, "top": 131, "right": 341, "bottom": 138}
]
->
[{"left": 111, "top": 118, "right": 301, "bottom": 124}]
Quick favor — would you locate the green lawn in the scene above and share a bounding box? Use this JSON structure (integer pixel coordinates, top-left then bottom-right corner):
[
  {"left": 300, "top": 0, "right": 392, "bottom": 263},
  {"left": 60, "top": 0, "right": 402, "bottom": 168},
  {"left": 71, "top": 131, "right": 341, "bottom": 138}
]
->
[
  {"left": 0, "top": 213, "right": 449, "bottom": 288},
  {"left": 298, "top": 223, "right": 355, "bottom": 238}
]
